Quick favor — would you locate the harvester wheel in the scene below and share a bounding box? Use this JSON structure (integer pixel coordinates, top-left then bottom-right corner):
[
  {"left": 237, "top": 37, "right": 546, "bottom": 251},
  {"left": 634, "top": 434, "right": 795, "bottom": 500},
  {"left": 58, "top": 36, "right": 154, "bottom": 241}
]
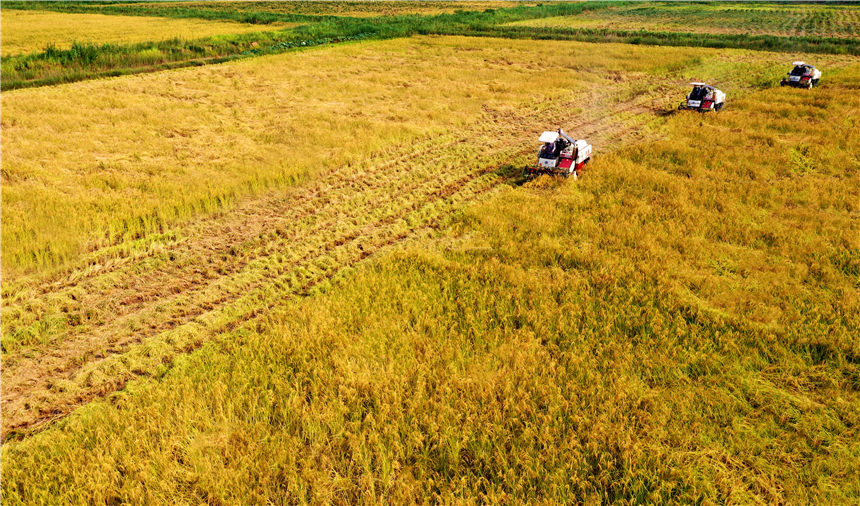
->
[{"left": 715, "top": 102, "right": 724, "bottom": 111}]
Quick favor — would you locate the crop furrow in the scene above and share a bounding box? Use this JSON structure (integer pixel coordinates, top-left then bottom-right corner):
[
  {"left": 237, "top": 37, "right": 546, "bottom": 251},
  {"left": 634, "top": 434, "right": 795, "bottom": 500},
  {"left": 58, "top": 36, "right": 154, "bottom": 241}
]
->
[
  {"left": 1, "top": 134, "right": 469, "bottom": 347},
  {"left": 0, "top": 137, "right": 510, "bottom": 392},
  {"left": 3, "top": 133, "right": 463, "bottom": 304},
  {"left": 1, "top": 151, "right": 488, "bottom": 390},
  {"left": 1, "top": 162, "right": 506, "bottom": 441}
]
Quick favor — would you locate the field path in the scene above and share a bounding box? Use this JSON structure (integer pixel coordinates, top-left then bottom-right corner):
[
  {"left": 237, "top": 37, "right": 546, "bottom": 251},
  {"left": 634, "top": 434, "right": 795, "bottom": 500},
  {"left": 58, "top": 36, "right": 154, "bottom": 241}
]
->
[{"left": 1, "top": 84, "right": 666, "bottom": 442}]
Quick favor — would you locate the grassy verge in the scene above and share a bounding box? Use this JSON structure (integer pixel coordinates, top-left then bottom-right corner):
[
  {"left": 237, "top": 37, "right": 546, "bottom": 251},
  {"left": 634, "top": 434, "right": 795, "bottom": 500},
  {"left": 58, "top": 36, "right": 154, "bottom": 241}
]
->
[
  {"left": 1, "top": 30, "right": 373, "bottom": 91},
  {"left": 2, "top": 64, "right": 858, "bottom": 503},
  {"left": 0, "top": 0, "right": 607, "bottom": 25}
]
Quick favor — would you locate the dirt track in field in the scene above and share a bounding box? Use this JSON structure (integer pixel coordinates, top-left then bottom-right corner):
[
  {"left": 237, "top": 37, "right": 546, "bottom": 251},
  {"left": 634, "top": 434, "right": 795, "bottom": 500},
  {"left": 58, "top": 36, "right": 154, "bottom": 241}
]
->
[{"left": 0, "top": 83, "right": 666, "bottom": 442}]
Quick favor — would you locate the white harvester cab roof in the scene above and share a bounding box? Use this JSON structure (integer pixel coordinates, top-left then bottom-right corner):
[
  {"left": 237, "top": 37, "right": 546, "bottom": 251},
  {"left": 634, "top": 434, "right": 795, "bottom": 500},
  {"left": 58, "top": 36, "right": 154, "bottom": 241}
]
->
[
  {"left": 690, "top": 82, "right": 716, "bottom": 90},
  {"left": 793, "top": 61, "right": 806, "bottom": 66},
  {"left": 539, "top": 131, "right": 559, "bottom": 143}
]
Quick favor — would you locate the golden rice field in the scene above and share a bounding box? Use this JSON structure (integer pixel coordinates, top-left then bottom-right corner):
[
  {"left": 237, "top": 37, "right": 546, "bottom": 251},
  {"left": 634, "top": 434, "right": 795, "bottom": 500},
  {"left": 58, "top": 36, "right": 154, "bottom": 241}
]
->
[
  {"left": 0, "top": 9, "right": 296, "bottom": 56},
  {"left": 508, "top": 3, "right": 860, "bottom": 38},
  {"left": 1, "top": 35, "right": 581, "bottom": 277},
  {"left": 5, "top": 34, "right": 856, "bottom": 280},
  {"left": 2, "top": 0, "right": 860, "bottom": 501},
  {"left": 1, "top": 34, "right": 760, "bottom": 279},
  {"left": 1, "top": 33, "right": 858, "bottom": 501},
  {"left": 1, "top": 35, "right": 711, "bottom": 432}
]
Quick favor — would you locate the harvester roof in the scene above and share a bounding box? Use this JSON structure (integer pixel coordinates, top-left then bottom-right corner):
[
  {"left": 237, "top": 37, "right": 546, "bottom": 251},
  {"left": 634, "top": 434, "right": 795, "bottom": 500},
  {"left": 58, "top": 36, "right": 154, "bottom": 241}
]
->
[{"left": 539, "top": 131, "right": 559, "bottom": 143}]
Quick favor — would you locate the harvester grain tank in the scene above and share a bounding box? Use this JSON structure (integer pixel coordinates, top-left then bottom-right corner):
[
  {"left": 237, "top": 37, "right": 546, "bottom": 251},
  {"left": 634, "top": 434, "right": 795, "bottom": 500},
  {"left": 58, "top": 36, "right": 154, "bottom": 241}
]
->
[
  {"left": 678, "top": 82, "right": 725, "bottom": 112},
  {"left": 524, "top": 129, "right": 591, "bottom": 179},
  {"left": 781, "top": 61, "right": 821, "bottom": 88}
]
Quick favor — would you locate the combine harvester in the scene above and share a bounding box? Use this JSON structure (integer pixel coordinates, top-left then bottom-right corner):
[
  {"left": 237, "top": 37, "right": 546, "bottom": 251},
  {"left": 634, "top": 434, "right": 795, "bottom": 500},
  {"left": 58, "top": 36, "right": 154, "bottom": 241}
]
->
[
  {"left": 781, "top": 61, "right": 822, "bottom": 88},
  {"left": 524, "top": 129, "right": 592, "bottom": 180},
  {"left": 678, "top": 82, "right": 725, "bottom": 112}
]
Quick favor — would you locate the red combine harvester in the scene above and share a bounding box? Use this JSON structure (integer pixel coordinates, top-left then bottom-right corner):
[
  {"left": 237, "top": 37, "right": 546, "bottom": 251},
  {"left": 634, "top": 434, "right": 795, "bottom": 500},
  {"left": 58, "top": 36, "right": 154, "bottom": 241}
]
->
[
  {"left": 524, "top": 129, "right": 592, "bottom": 180},
  {"left": 678, "top": 82, "right": 726, "bottom": 112},
  {"left": 781, "top": 61, "right": 822, "bottom": 89}
]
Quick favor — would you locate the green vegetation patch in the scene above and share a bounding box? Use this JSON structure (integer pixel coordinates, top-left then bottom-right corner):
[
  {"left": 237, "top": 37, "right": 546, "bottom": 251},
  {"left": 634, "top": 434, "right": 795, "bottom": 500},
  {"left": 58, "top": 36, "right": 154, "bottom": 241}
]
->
[{"left": 1, "top": 0, "right": 331, "bottom": 25}]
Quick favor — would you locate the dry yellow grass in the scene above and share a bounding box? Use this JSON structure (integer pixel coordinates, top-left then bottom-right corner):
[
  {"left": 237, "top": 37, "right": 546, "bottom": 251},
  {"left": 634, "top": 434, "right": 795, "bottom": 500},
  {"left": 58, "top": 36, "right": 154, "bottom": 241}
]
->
[
  {"left": 0, "top": 9, "right": 296, "bottom": 56},
  {"left": 2, "top": 32, "right": 689, "bottom": 439}
]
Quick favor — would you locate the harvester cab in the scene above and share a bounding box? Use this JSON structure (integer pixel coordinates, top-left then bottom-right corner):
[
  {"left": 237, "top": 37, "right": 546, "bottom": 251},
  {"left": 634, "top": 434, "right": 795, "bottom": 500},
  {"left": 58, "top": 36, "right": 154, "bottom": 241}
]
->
[
  {"left": 781, "top": 61, "right": 821, "bottom": 88},
  {"left": 524, "top": 129, "right": 592, "bottom": 179},
  {"left": 679, "top": 82, "right": 725, "bottom": 112}
]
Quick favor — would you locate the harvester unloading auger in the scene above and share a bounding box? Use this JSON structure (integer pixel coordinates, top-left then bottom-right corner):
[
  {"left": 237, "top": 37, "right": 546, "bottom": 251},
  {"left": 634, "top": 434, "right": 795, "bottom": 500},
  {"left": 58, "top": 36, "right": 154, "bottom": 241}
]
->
[{"left": 524, "top": 129, "right": 592, "bottom": 180}]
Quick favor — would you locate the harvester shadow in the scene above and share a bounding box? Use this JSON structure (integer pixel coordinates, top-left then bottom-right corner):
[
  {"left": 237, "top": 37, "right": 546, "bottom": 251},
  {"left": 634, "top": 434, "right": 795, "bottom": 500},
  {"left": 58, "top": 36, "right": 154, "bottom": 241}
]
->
[
  {"left": 500, "top": 165, "right": 574, "bottom": 188},
  {"left": 493, "top": 163, "right": 532, "bottom": 187},
  {"left": 654, "top": 108, "right": 678, "bottom": 117}
]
